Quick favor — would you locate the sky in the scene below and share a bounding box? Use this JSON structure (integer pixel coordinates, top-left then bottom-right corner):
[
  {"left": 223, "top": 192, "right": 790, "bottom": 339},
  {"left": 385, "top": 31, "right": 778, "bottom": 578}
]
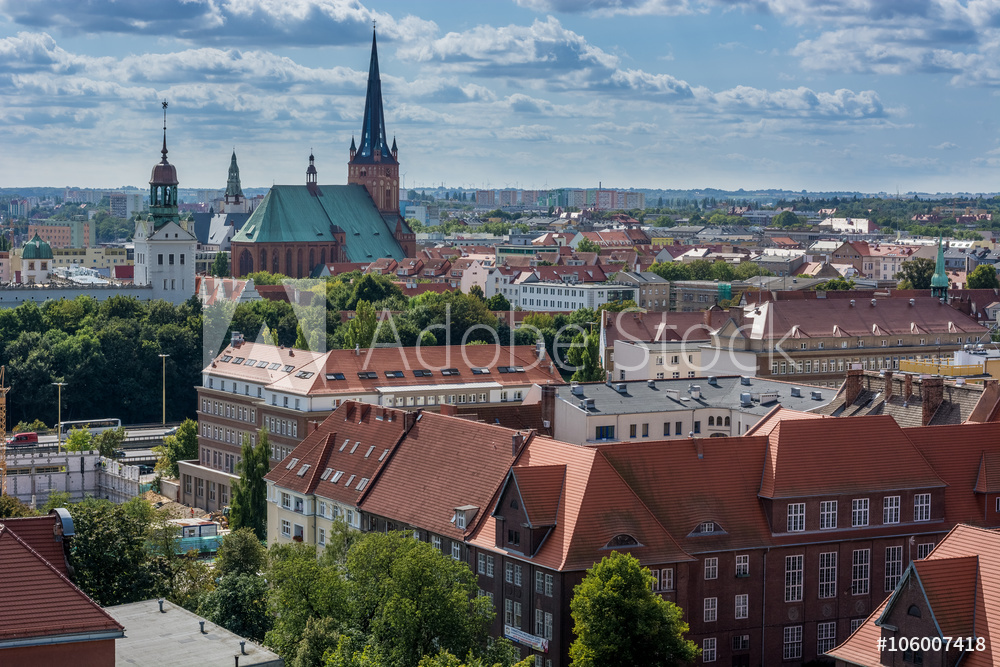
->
[{"left": 2, "top": 0, "right": 1000, "bottom": 195}]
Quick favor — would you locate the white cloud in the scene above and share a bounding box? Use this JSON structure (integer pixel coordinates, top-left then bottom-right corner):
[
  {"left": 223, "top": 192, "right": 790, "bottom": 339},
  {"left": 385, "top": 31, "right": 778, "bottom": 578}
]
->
[
  {"left": 932, "top": 142, "right": 958, "bottom": 150},
  {"left": 514, "top": 0, "right": 693, "bottom": 16}
]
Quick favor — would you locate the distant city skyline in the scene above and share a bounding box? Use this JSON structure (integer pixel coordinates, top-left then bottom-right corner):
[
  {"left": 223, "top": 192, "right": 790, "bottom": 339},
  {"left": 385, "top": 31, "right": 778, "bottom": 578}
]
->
[{"left": 2, "top": 1, "right": 1000, "bottom": 194}]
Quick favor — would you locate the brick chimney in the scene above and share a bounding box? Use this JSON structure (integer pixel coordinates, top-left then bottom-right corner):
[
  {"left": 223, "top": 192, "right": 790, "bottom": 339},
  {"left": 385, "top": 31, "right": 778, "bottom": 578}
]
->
[
  {"left": 403, "top": 409, "right": 421, "bottom": 431},
  {"left": 540, "top": 385, "right": 556, "bottom": 433},
  {"left": 728, "top": 307, "right": 745, "bottom": 328},
  {"left": 511, "top": 431, "right": 524, "bottom": 457},
  {"left": 903, "top": 373, "right": 913, "bottom": 401},
  {"left": 440, "top": 403, "right": 457, "bottom": 417},
  {"left": 921, "top": 377, "right": 945, "bottom": 426},
  {"left": 845, "top": 367, "right": 863, "bottom": 405},
  {"left": 883, "top": 370, "right": 893, "bottom": 402}
]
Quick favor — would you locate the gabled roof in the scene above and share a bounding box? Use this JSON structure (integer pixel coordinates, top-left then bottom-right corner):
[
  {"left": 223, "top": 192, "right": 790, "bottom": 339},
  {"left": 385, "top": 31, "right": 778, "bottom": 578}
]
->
[
  {"left": 759, "top": 415, "right": 945, "bottom": 499},
  {"left": 912, "top": 555, "right": 978, "bottom": 638},
  {"left": 0, "top": 523, "right": 124, "bottom": 642},
  {"left": 0, "top": 514, "right": 69, "bottom": 575},
  {"left": 975, "top": 452, "right": 1000, "bottom": 493},
  {"left": 743, "top": 405, "right": 829, "bottom": 437},
  {"left": 511, "top": 465, "right": 565, "bottom": 526}
]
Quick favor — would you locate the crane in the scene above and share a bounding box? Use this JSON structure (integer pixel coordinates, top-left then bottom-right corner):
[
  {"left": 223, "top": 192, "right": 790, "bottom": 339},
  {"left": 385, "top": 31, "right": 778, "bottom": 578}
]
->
[{"left": 0, "top": 366, "right": 8, "bottom": 497}]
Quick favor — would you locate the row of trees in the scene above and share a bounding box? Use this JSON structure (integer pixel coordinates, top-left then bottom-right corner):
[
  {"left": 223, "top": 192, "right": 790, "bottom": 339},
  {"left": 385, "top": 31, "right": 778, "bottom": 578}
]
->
[{"left": 648, "top": 259, "right": 774, "bottom": 282}]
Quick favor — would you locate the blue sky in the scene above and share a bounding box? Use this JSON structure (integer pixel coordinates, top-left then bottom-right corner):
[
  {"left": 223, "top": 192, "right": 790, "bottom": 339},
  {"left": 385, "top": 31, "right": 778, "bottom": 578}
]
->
[{"left": 2, "top": 0, "right": 1000, "bottom": 194}]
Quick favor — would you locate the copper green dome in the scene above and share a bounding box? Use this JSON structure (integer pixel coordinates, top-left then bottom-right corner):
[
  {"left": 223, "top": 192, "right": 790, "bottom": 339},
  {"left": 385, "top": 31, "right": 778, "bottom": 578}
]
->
[{"left": 21, "top": 233, "right": 53, "bottom": 260}]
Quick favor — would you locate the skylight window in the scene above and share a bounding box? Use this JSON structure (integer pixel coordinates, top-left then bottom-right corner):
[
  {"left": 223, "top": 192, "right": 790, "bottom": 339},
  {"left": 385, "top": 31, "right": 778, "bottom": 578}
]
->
[
  {"left": 471, "top": 368, "right": 490, "bottom": 375},
  {"left": 384, "top": 370, "right": 405, "bottom": 378},
  {"left": 326, "top": 372, "right": 346, "bottom": 381},
  {"left": 441, "top": 368, "right": 460, "bottom": 376},
  {"left": 332, "top": 471, "right": 344, "bottom": 483},
  {"left": 221, "top": 355, "right": 233, "bottom": 362},
  {"left": 268, "top": 363, "right": 281, "bottom": 370},
  {"left": 233, "top": 357, "right": 245, "bottom": 364},
  {"left": 350, "top": 441, "right": 360, "bottom": 454},
  {"left": 364, "top": 445, "right": 376, "bottom": 458},
  {"left": 296, "top": 464, "right": 311, "bottom": 477},
  {"left": 340, "top": 439, "right": 350, "bottom": 452},
  {"left": 285, "top": 457, "right": 299, "bottom": 470},
  {"left": 294, "top": 371, "right": 315, "bottom": 379},
  {"left": 256, "top": 360, "right": 268, "bottom": 368},
  {"left": 358, "top": 371, "right": 378, "bottom": 379},
  {"left": 357, "top": 478, "right": 369, "bottom": 491},
  {"left": 378, "top": 449, "right": 389, "bottom": 461},
  {"left": 497, "top": 366, "right": 512, "bottom": 373},
  {"left": 283, "top": 365, "right": 295, "bottom": 372},
  {"left": 244, "top": 359, "right": 257, "bottom": 366},
  {"left": 346, "top": 474, "right": 356, "bottom": 488},
  {"left": 321, "top": 468, "right": 333, "bottom": 480},
  {"left": 413, "top": 369, "right": 433, "bottom": 377}
]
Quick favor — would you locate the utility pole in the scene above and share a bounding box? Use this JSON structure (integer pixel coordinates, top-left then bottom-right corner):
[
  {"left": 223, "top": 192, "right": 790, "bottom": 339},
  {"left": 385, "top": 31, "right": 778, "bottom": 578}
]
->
[
  {"left": 159, "top": 354, "right": 170, "bottom": 425},
  {"left": 0, "top": 367, "right": 8, "bottom": 496},
  {"left": 52, "top": 382, "right": 66, "bottom": 452}
]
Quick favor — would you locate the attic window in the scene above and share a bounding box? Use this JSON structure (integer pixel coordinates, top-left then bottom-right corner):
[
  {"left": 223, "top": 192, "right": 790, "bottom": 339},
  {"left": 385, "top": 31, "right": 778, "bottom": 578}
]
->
[
  {"left": 358, "top": 371, "right": 378, "bottom": 379},
  {"left": 321, "top": 468, "right": 333, "bottom": 480},
  {"left": 350, "top": 441, "right": 360, "bottom": 454},
  {"left": 294, "top": 371, "right": 315, "bottom": 379},
  {"left": 908, "top": 605, "right": 921, "bottom": 618},
  {"left": 701, "top": 522, "right": 715, "bottom": 533},
  {"left": 233, "top": 357, "right": 245, "bottom": 364},
  {"left": 357, "top": 477, "right": 369, "bottom": 491},
  {"left": 510, "top": 498, "right": 519, "bottom": 510},
  {"left": 497, "top": 366, "right": 511, "bottom": 373},
  {"left": 384, "top": 370, "right": 405, "bottom": 378},
  {"left": 340, "top": 439, "right": 350, "bottom": 452},
  {"left": 471, "top": 368, "right": 490, "bottom": 375},
  {"left": 221, "top": 355, "right": 233, "bottom": 362},
  {"left": 283, "top": 365, "right": 295, "bottom": 372},
  {"left": 256, "top": 361, "right": 268, "bottom": 368},
  {"left": 244, "top": 359, "right": 257, "bottom": 366},
  {"left": 296, "top": 464, "right": 311, "bottom": 477},
  {"left": 413, "top": 370, "right": 433, "bottom": 377},
  {"left": 332, "top": 471, "right": 344, "bottom": 483},
  {"left": 606, "top": 534, "right": 640, "bottom": 548},
  {"left": 364, "top": 445, "right": 376, "bottom": 458},
  {"left": 285, "top": 457, "right": 299, "bottom": 470},
  {"left": 326, "top": 372, "right": 346, "bottom": 381},
  {"left": 268, "top": 363, "right": 281, "bottom": 370},
  {"left": 346, "top": 474, "right": 356, "bottom": 487},
  {"left": 441, "top": 368, "right": 460, "bottom": 376},
  {"left": 378, "top": 448, "right": 389, "bottom": 461}
]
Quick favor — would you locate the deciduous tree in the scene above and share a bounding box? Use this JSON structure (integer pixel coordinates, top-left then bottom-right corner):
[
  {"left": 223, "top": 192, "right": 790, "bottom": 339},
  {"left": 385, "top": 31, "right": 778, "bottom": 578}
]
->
[
  {"left": 230, "top": 430, "right": 270, "bottom": 540},
  {"left": 895, "top": 257, "right": 935, "bottom": 290},
  {"left": 968, "top": 263, "right": 999, "bottom": 289},
  {"left": 153, "top": 419, "right": 199, "bottom": 478}
]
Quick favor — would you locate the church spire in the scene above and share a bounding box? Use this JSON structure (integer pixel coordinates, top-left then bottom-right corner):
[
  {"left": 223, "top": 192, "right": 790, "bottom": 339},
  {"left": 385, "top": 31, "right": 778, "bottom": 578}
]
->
[
  {"left": 225, "top": 149, "right": 244, "bottom": 203},
  {"left": 149, "top": 100, "right": 179, "bottom": 230},
  {"left": 931, "top": 234, "right": 949, "bottom": 299},
  {"left": 355, "top": 28, "right": 394, "bottom": 164}
]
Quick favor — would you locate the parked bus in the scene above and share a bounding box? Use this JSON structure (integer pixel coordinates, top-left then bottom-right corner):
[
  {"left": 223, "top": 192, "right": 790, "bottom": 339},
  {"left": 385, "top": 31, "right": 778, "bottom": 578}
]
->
[{"left": 58, "top": 418, "right": 122, "bottom": 437}]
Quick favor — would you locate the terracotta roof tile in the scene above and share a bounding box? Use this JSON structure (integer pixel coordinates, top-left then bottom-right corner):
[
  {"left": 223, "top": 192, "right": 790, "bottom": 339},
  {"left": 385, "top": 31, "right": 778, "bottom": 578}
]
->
[
  {"left": 0, "top": 525, "right": 123, "bottom": 641},
  {"left": 825, "top": 599, "right": 889, "bottom": 665},
  {"left": 914, "top": 555, "right": 978, "bottom": 638},
  {"left": 760, "top": 415, "right": 945, "bottom": 499},
  {"left": 976, "top": 452, "right": 1000, "bottom": 494},
  {"left": 0, "top": 514, "right": 68, "bottom": 575},
  {"left": 511, "top": 465, "right": 565, "bottom": 526}
]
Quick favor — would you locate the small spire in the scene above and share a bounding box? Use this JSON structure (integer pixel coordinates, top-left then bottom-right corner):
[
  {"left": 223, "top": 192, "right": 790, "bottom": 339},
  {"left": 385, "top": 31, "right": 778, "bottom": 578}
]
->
[
  {"left": 350, "top": 136, "right": 356, "bottom": 152},
  {"left": 391, "top": 136, "right": 397, "bottom": 153},
  {"left": 160, "top": 99, "right": 169, "bottom": 163}
]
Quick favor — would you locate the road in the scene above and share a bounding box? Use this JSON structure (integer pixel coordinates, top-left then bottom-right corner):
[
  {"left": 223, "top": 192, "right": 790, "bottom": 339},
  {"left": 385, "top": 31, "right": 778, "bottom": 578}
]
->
[{"left": 33, "top": 425, "right": 179, "bottom": 446}]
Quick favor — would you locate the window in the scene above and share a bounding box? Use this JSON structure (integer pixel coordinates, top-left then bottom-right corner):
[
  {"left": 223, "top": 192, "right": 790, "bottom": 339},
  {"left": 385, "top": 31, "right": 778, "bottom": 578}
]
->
[
  {"left": 852, "top": 549, "right": 870, "bottom": 595},
  {"left": 883, "top": 496, "right": 900, "bottom": 524},
  {"left": 544, "top": 612, "right": 552, "bottom": 640},
  {"left": 281, "top": 519, "right": 290, "bottom": 537},
  {"left": 535, "top": 609, "right": 544, "bottom": 636},
  {"left": 817, "top": 621, "right": 836, "bottom": 654},
  {"left": 704, "top": 597, "right": 717, "bottom": 622},
  {"left": 917, "top": 543, "right": 934, "bottom": 559},
  {"left": 158, "top": 253, "right": 163, "bottom": 265},
  {"left": 702, "top": 638, "right": 716, "bottom": 663},
  {"left": 513, "top": 601, "right": 522, "bottom": 628},
  {"left": 595, "top": 425, "right": 615, "bottom": 440},
  {"left": 885, "top": 546, "right": 903, "bottom": 591},
  {"left": 662, "top": 567, "right": 674, "bottom": 590},
  {"left": 704, "top": 557, "right": 718, "bottom": 580},
  {"left": 914, "top": 493, "right": 931, "bottom": 521},
  {"left": 487, "top": 555, "right": 495, "bottom": 577},
  {"left": 783, "top": 626, "right": 802, "bottom": 660},
  {"left": 852, "top": 498, "right": 869, "bottom": 527},
  {"left": 456, "top": 512, "right": 466, "bottom": 530},
  {"left": 819, "top": 552, "right": 837, "bottom": 598},
  {"left": 785, "top": 555, "right": 803, "bottom": 602},
  {"left": 318, "top": 528, "right": 326, "bottom": 546},
  {"left": 504, "top": 599, "right": 513, "bottom": 625},
  {"left": 850, "top": 618, "right": 865, "bottom": 634},
  {"left": 629, "top": 424, "right": 637, "bottom": 438},
  {"left": 514, "top": 564, "right": 522, "bottom": 586},
  {"left": 642, "top": 423, "right": 649, "bottom": 437},
  {"left": 675, "top": 421, "right": 682, "bottom": 435},
  {"left": 787, "top": 503, "right": 805, "bottom": 532},
  {"left": 478, "top": 554, "right": 486, "bottom": 574},
  {"left": 196, "top": 478, "right": 204, "bottom": 497},
  {"left": 545, "top": 574, "right": 553, "bottom": 596},
  {"left": 735, "top": 554, "right": 749, "bottom": 577},
  {"left": 535, "top": 571, "right": 544, "bottom": 593},
  {"left": 452, "top": 542, "right": 461, "bottom": 561},
  {"left": 505, "top": 562, "right": 513, "bottom": 584},
  {"left": 432, "top": 535, "right": 441, "bottom": 551},
  {"left": 693, "top": 420, "right": 701, "bottom": 433},
  {"left": 735, "top": 594, "right": 748, "bottom": 619}
]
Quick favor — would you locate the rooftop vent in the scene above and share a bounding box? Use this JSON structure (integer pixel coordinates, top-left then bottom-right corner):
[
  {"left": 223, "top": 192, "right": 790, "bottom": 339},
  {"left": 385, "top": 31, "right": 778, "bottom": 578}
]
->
[
  {"left": 740, "top": 376, "right": 751, "bottom": 386},
  {"left": 690, "top": 385, "right": 702, "bottom": 400},
  {"left": 850, "top": 299, "right": 856, "bottom": 307},
  {"left": 647, "top": 380, "right": 656, "bottom": 389},
  {"left": 871, "top": 299, "right": 877, "bottom": 307},
  {"left": 811, "top": 390, "right": 823, "bottom": 400},
  {"left": 615, "top": 383, "right": 628, "bottom": 394},
  {"left": 740, "top": 392, "right": 752, "bottom": 407},
  {"left": 707, "top": 376, "right": 718, "bottom": 386},
  {"left": 790, "top": 387, "right": 801, "bottom": 398},
  {"left": 571, "top": 382, "right": 583, "bottom": 396},
  {"left": 909, "top": 298, "right": 915, "bottom": 306}
]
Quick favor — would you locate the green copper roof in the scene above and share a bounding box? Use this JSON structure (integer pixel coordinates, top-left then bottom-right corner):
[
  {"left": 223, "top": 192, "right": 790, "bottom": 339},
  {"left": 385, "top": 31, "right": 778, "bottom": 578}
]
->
[
  {"left": 231, "top": 184, "right": 406, "bottom": 261},
  {"left": 931, "top": 235, "right": 948, "bottom": 289},
  {"left": 22, "top": 233, "right": 53, "bottom": 260}
]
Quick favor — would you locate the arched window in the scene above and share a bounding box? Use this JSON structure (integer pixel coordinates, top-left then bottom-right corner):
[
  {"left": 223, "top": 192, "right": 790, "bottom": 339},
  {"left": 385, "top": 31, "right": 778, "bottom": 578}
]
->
[
  {"left": 908, "top": 605, "right": 921, "bottom": 618},
  {"left": 605, "top": 534, "right": 640, "bottom": 548},
  {"left": 724, "top": 416, "right": 731, "bottom": 427},
  {"left": 238, "top": 249, "right": 253, "bottom": 276},
  {"left": 309, "top": 248, "right": 315, "bottom": 274},
  {"left": 297, "top": 249, "right": 303, "bottom": 278},
  {"left": 285, "top": 250, "right": 292, "bottom": 275},
  {"left": 260, "top": 250, "right": 267, "bottom": 271},
  {"left": 708, "top": 416, "right": 715, "bottom": 426},
  {"left": 272, "top": 250, "right": 279, "bottom": 274},
  {"left": 320, "top": 248, "right": 326, "bottom": 266}
]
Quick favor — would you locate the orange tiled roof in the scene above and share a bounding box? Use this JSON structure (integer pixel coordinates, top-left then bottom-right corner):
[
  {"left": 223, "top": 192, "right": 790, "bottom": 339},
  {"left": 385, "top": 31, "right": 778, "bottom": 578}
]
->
[
  {"left": 0, "top": 515, "right": 69, "bottom": 575},
  {"left": 914, "top": 555, "right": 978, "bottom": 638},
  {"left": 511, "top": 465, "right": 565, "bottom": 526}
]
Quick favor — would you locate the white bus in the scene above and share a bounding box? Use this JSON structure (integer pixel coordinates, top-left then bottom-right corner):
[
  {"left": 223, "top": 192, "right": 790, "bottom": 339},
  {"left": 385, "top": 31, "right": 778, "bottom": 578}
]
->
[{"left": 58, "top": 418, "right": 122, "bottom": 437}]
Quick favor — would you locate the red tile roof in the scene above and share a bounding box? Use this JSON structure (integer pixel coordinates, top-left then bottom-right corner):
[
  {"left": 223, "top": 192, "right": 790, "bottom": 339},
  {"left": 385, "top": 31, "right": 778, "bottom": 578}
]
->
[
  {"left": 742, "top": 405, "right": 829, "bottom": 436},
  {"left": 264, "top": 402, "right": 409, "bottom": 506},
  {"left": 760, "top": 415, "right": 944, "bottom": 499},
  {"left": 976, "top": 452, "right": 1000, "bottom": 493},
  {"left": 914, "top": 555, "right": 978, "bottom": 638},
  {"left": 0, "top": 524, "right": 123, "bottom": 641},
  {"left": 0, "top": 515, "right": 69, "bottom": 575},
  {"left": 511, "top": 465, "right": 565, "bottom": 526}
]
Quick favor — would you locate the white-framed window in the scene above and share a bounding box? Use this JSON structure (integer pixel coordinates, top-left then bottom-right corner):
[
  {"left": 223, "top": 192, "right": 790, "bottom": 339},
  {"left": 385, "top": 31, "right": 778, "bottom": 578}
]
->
[
  {"left": 817, "top": 621, "right": 837, "bottom": 654},
  {"left": 505, "top": 562, "right": 513, "bottom": 584},
  {"left": 456, "top": 512, "right": 466, "bottom": 530},
  {"left": 704, "top": 557, "right": 718, "bottom": 580},
  {"left": 819, "top": 552, "right": 837, "bottom": 599},
  {"left": 820, "top": 500, "right": 837, "bottom": 529},
  {"left": 704, "top": 597, "right": 717, "bottom": 622},
  {"left": 735, "top": 593, "right": 748, "bottom": 619},
  {"left": 504, "top": 599, "right": 513, "bottom": 625},
  {"left": 885, "top": 545, "right": 903, "bottom": 591},
  {"left": 662, "top": 567, "right": 674, "bottom": 591},
  {"left": 513, "top": 601, "right": 521, "bottom": 628},
  {"left": 318, "top": 528, "right": 326, "bottom": 546},
  {"left": 735, "top": 554, "right": 749, "bottom": 577},
  {"left": 451, "top": 542, "right": 461, "bottom": 560},
  {"left": 783, "top": 625, "right": 802, "bottom": 660},
  {"left": 852, "top": 498, "right": 869, "bottom": 527},
  {"left": 544, "top": 612, "right": 552, "bottom": 640},
  {"left": 850, "top": 618, "right": 865, "bottom": 634},
  {"left": 852, "top": 549, "right": 870, "bottom": 595},
  {"left": 487, "top": 555, "right": 495, "bottom": 577},
  {"left": 535, "top": 609, "right": 544, "bottom": 635},
  {"left": 545, "top": 574, "right": 553, "bottom": 596},
  {"left": 914, "top": 493, "right": 931, "bottom": 521},
  {"left": 883, "top": 496, "right": 900, "bottom": 524},
  {"left": 478, "top": 553, "right": 486, "bottom": 574},
  {"left": 535, "top": 571, "right": 544, "bottom": 594},
  {"left": 514, "top": 564, "right": 522, "bottom": 586},
  {"left": 280, "top": 519, "right": 290, "bottom": 537},
  {"left": 787, "top": 503, "right": 805, "bottom": 532},
  {"left": 702, "top": 638, "right": 716, "bottom": 663},
  {"left": 917, "top": 543, "right": 934, "bottom": 559},
  {"left": 432, "top": 535, "right": 441, "bottom": 550},
  {"left": 785, "top": 555, "right": 803, "bottom": 602}
]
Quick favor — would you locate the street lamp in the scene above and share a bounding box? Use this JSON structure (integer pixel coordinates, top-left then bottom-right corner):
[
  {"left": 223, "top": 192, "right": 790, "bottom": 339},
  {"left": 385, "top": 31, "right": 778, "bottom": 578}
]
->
[
  {"left": 51, "top": 382, "right": 66, "bottom": 451},
  {"left": 158, "top": 354, "right": 170, "bottom": 425}
]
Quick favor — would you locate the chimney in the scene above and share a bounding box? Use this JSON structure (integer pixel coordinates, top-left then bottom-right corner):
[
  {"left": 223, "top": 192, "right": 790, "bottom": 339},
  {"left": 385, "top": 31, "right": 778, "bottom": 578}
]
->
[
  {"left": 512, "top": 431, "right": 524, "bottom": 457},
  {"left": 310, "top": 420, "right": 320, "bottom": 433},
  {"left": 703, "top": 307, "right": 715, "bottom": 327},
  {"left": 922, "top": 377, "right": 945, "bottom": 426},
  {"left": 240, "top": 641, "right": 247, "bottom": 655},
  {"left": 883, "top": 370, "right": 893, "bottom": 402},
  {"left": 355, "top": 343, "right": 360, "bottom": 356},
  {"left": 541, "top": 385, "right": 556, "bottom": 432},
  {"left": 903, "top": 373, "right": 913, "bottom": 401},
  {"left": 403, "top": 409, "right": 420, "bottom": 431},
  {"left": 844, "top": 368, "right": 863, "bottom": 405},
  {"left": 440, "top": 403, "right": 457, "bottom": 417}
]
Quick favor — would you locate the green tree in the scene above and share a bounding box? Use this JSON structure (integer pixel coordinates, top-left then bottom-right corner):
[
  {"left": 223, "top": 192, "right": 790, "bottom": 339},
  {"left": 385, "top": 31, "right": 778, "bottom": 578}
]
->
[
  {"left": 468, "top": 285, "right": 486, "bottom": 301},
  {"left": 343, "top": 300, "right": 378, "bottom": 350},
  {"left": 576, "top": 237, "right": 601, "bottom": 253},
  {"left": 93, "top": 425, "right": 127, "bottom": 458},
  {"left": 688, "top": 259, "right": 713, "bottom": 280},
  {"left": 486, "top": 293, "right": 511, "bottom": 311},
  {"left": 292, "top": 616, "right": 343, "bottom": 667},
  {"left": 814, "top": 277, "right": 856, "bottom": 291},
  {"left": 153, "top": 419, "right": 199, "bottom": 478},
  {"left": 733, "top": 262, "right": 774, "bottom": 279},
  {"left": 772, "top": 211, "right": 804, "bottom": 227},
  {"left": 895, "top": 257, "right": 935, "bottom": 290},
  {"left": 569, "top": 551, "right": 699, "bottom": 667},
  {"left": 0, "top": 494, "right": 35, "bottom": 518},
  {"left": 346, "top": 532, "right": 495, "bottom": 667},
  {"left": 968, "top": 263, "right": 1000, "bottom": 289},
  {"left": 211, "top": 252, "right": 230, "bottom": 277},
  {"left": 567, "top": 332, "right": 604, "bottom": 382},
  {"left": 215, "top": 527, "right": 267, "bottom": 576},
  {"left": 648, "top": 261, "right": 692, "bottom": 281},
  {"left": 64, "top": 427, "right": 93, "bottom": 452},
  {"left": 41, "top": 491, "right": 71, "bottom": 513},
  {"left": 199, "top": 572, "right": 272, "bottom": 642},
  {"left": 230, "top": 430, "right": 271, "bottom": 541},
  {"left": 418, "top": 648, "right": 531, "bottom": 667},
  {"left": 709, "top": 261, "right": 735, "bottom": 282}
]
